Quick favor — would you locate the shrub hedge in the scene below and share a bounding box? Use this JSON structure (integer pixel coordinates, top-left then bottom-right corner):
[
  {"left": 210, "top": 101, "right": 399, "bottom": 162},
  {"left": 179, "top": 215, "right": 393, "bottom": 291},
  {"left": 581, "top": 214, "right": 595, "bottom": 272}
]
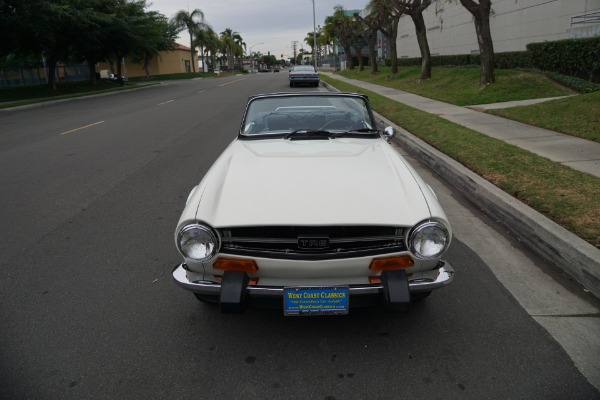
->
[
  {"left": 383, "top": 37, "right": 600, "bottom": 85},
  {"left": 527, "top": 37, "right": 600, "bottom": 82}
]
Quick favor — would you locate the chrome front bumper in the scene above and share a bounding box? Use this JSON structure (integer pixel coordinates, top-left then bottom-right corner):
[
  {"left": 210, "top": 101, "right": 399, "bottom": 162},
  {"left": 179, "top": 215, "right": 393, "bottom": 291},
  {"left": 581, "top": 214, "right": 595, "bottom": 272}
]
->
[{"left": 172, "top": 261, "right": 454, "bottom": 297}]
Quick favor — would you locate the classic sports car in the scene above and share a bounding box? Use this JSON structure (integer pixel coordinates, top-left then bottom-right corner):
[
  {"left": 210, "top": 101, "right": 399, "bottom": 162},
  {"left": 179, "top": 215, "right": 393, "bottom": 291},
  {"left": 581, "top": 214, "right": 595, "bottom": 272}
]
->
[
  {"left": 173, "top": 92, "right": 454, "bottom": 315},
  {"left": 289, "top": 65, "right": 320, "bottom": 87}
]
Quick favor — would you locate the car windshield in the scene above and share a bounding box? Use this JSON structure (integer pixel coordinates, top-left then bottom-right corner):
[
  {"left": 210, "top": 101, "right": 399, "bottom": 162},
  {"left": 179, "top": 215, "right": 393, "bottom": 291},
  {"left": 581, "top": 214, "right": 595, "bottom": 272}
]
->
[
  {"left": 240, "top": 94, "right": 376, "bottom": 137},
  {"left": 292, "top": 66, "right": 316, "bottom": 72}
]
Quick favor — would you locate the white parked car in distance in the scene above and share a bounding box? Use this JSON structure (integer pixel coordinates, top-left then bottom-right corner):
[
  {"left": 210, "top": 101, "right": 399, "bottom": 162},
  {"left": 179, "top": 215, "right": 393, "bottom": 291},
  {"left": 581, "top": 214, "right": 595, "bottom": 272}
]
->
[{"left": 173, "top": 92, "right": 454, "bottom": 315}]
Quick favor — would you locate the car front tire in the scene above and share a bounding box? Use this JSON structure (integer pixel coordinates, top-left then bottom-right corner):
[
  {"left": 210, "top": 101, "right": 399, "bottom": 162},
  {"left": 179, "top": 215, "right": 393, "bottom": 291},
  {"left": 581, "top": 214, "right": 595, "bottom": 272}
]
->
[
  {"left": 411, "top": 291, "right": 432, "bottom": 301},
  {"left": 193, "top": 293, "right": 219, "bottom": 304}
]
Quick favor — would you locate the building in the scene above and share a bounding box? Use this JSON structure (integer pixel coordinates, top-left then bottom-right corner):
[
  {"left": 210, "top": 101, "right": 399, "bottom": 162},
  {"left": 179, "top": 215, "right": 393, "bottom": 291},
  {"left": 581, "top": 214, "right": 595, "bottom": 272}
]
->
[
  {"left": 97, "top": 43, "right": 198, "bottom": 78},
  {"left": 394, "top": 0, "right": 599, "bottom": 58}
]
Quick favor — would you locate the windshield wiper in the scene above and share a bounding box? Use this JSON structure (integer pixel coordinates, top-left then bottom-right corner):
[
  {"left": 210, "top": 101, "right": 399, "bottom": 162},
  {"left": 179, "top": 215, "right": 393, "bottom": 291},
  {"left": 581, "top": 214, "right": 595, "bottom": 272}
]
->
[
  {"left": 331, "top": 128, "right": 380, "bottom": 138},
  {"left": 284, "top": 129, "right": 334, "bottom": 140}
]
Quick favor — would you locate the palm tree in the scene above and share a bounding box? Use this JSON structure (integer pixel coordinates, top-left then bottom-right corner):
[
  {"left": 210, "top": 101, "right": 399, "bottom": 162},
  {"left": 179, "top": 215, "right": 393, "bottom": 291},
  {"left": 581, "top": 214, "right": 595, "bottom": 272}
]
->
[
  {"left": 173, "top": 8, "right": 206, "bottom": 73},
  {"left": 220, "top": 28, "right": 244, "bottom": 71},
  {"left": 304, "top": 31, "right": 322, "bottom": 65},
  {"left": 204, "top": 30, "right": 221, "bottom": 71},
  {"left": 323, "top": 6, "right": 355, "bottom": 70},
  {"left": 236, "top": 38, "right": 247, "bottom": 70},
  {"left": 195, "top": 25, "right": 215, "bottom": 72}
]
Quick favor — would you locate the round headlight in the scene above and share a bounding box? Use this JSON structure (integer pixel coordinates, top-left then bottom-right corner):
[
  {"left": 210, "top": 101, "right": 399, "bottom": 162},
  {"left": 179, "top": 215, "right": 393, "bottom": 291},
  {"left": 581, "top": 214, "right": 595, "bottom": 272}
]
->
[
  {"left": 408, "top": 221, "right": 450, "bottom": 260},
  {"left": 177, "top": 223, "right": 220, "bottom": 262}
]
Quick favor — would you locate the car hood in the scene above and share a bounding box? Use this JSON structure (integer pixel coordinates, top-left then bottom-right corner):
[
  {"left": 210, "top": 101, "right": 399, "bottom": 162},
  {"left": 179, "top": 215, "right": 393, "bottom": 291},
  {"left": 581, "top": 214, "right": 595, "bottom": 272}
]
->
[{"left": 185, "top": 138, "right": 436, "bottom": 228}]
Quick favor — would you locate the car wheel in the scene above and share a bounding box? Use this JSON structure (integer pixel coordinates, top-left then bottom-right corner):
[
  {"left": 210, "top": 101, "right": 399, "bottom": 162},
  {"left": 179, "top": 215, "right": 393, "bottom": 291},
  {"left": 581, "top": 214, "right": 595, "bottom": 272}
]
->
[
  {"left": 289, "top": 82, "right": 294, "bottom": 87},
  {"left": 411, "top": 291, "right": 432, "bottom": 301},
  {"left": 193, "top": 293, "right": 219, "bottom": 304}
]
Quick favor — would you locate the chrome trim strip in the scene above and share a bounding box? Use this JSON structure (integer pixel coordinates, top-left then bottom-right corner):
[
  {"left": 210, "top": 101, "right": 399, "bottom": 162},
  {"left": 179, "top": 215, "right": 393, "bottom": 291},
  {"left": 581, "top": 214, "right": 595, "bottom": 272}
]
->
[
  {"left": 223, "top": 235, "right": 404, "bottom": 244},
  {"left": 172, "top": 261, "right": 454, "bottom": 296}
]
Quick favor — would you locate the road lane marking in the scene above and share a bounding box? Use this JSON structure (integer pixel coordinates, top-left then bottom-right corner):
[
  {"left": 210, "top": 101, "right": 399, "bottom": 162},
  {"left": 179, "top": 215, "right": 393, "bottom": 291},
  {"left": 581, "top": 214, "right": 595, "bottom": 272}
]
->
[
  {"left": 197, "top": 90, "right": 206, "bottom": 94},
  {"left": 218, "top": 78, "right": 245, "bottom": 87},
  {"left": 59, "top": 121, "right": 105, "bottom": 136},
  {"left": 157, "top": 99, "right": 175, "bottom": 105}
]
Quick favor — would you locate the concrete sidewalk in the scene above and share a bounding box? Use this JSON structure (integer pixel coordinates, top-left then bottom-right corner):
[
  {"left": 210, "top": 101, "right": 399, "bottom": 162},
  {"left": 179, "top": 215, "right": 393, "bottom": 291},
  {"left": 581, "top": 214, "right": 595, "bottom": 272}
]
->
[
  {"left": 320, "top": 72, "right": 600, "bottom": 300},
  {"left": 321, "top": 72, "right": 600, "bottom": 179}
]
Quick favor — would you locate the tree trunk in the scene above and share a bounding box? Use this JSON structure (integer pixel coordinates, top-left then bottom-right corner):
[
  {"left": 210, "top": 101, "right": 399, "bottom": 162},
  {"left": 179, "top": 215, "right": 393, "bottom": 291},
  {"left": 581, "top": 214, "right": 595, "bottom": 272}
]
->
[
  {"left": 343, "top": 44, "right": 354, "bottom": 69},
  {"left": 379, "top": 15, "right": 400, "bottom": 75},
  {"left": 87, "top": 60, "right": 97, "bottom": 85},
  {"left": 368, "top": 29, "right": 378, "bottom": 74},
  {"left": 460, "top": 0, "right": 495, "bottom": 85},
  {"left": 474, "top": 11, "right": 495, "bottom": 84},
  {"left": 143, "top": 56, "right": 150, "bottom": 79},
  {"left": 115, "top": 54, "right": 124, "bottom": 86},
  {"left": 46, "top": 54, "right": 58, "bottom": 90},
  {"left": 228, "top": 46, "right": 234, "bottom": 71},
  {"left": 355, "top": 43, "right": 365, "bottom": 71},
  {"left": 189, "top": 32, "right": 196, "bottom": 73},
  {"left": 411, "top": 12, "right": 431, "bottom": 80},
  {"left": 199, "top": 45, "right": 205, "bottom": 73}
]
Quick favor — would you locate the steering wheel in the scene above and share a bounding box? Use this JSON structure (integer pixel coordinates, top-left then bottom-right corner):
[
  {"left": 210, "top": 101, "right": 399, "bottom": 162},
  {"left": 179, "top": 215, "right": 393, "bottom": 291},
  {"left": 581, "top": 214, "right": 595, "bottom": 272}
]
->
[{"left": 319, "top": 119, "right": 353, "bottom": 130}]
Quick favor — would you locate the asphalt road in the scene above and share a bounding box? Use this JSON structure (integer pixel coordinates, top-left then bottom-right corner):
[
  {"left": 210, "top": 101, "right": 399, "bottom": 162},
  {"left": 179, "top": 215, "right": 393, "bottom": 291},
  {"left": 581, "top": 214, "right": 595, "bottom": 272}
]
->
[{"left": 1, "top": 72, "right": 598, "bottom": 399}]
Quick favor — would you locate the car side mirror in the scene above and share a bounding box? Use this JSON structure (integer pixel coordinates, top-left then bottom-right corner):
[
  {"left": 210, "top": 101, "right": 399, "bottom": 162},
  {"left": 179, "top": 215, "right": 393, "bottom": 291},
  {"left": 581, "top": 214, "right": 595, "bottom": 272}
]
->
[{"left": 383, "top": 126, "right": 396, "bottom": 143}]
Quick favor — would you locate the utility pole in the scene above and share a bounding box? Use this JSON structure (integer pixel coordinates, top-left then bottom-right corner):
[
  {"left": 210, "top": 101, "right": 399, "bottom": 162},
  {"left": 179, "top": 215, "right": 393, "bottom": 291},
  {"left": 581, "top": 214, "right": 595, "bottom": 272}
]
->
[
  {"left": 312, "top": 0, "right": 317, "bottom": 68},
  {"left": 291, "top": 41, "right": 298, "bottom": 63}
]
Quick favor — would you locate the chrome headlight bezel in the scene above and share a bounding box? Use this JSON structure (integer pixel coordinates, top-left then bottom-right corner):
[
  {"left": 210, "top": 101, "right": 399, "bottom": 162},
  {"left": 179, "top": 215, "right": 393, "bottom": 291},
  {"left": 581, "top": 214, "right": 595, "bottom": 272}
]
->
[
  {"left": 407, "top": 220, "right": 450, "bottom": 260},
  {"left": 177, "top": 223, "right": 220, "bottom": 262}
]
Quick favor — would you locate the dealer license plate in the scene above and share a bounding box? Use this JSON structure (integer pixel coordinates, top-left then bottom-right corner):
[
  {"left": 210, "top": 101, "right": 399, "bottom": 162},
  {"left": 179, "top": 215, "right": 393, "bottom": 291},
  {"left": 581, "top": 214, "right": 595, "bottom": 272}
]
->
[{"left": 283, "top": 286, "right": 349, "bottom": 316}]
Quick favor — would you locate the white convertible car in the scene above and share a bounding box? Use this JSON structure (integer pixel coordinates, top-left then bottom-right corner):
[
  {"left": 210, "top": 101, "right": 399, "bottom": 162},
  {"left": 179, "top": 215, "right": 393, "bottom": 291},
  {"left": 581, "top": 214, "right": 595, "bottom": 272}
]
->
[{"left": 173, "top": 92, "right": 454, "bottom": 315}]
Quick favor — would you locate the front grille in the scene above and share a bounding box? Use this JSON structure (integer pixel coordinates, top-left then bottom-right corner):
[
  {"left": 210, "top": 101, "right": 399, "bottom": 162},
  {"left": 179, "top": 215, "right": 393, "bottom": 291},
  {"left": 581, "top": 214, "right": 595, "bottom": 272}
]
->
[{"left": 218, "top": 226, "right": 407, "bottom": 260}]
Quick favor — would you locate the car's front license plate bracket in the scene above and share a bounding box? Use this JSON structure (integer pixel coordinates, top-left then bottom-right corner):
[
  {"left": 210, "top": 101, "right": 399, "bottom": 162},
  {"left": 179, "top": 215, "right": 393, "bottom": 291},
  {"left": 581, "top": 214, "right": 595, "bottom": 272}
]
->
[{"left": 283, "top": 286, "right": 349, "bottom": 316}]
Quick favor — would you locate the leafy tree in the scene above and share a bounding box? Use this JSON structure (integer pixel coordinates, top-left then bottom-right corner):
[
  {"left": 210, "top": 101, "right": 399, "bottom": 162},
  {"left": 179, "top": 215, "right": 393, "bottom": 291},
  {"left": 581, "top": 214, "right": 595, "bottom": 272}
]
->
[
  {"left": 347, "top": 17, "right": 366, "bottom": 71},
  {"left": 0, "top": 0, "right": 20, "bottom": 58},
  {"left": 367, "top": 0, "right": 401, "bottom": 74},
  {"left": 456, "top": 0, "right": 495, "bottom": 84},
  {"left": 104, "top": 0, "right": 152, "bottom": 83},
  {"left": 172, "top": 8, "right": 205, "bottom": 73},
  {"left": 324, "top": 6, "right": 356, "bottom": 70},
  {"left": 21, "top": 0, "right": 78, "bottom": 89},
  {"left": 353, "top": 11, "right": 381, "bottom": 74},
  {"left": 260, "top": 54, "right": 277, "bottom": 67},
  {"left": 390, "top": 0, "right": 433, "bottom": 79},
  {"left": 68, "top": 0, "right": 118, "bottom": 85},
  {"left": 130, "top": 10, "right": 178, "bottom": 78}
]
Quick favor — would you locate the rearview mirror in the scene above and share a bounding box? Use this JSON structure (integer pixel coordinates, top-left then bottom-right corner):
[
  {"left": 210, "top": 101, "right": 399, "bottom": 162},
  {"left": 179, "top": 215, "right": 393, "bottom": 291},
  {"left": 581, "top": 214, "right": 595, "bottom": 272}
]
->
[{"left": 383, "top": 126, "right": 396, "bottom": 143}]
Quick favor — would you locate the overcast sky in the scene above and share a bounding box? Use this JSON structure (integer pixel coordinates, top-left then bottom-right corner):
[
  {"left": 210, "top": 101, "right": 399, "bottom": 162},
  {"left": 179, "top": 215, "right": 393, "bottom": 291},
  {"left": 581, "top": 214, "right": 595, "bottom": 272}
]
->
[{"left": 147, "top": 0, "right": 368, "bottom": 59}]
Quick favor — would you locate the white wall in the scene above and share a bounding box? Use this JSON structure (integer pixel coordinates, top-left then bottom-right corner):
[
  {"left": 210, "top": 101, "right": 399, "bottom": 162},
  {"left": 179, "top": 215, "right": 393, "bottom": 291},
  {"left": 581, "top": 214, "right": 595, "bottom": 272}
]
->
[{"left": 395, "top": 0, "right": 600, "bottom": 58}]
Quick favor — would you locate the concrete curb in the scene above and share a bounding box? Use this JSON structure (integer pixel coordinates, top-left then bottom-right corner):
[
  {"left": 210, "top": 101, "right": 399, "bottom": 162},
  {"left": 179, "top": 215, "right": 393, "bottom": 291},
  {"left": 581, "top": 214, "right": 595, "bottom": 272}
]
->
[
  {"left": 322, "top": 80, "right": 600, "bottom": 298},
  {"left": 379, "top": 112, "right": 600, "bottom": 299}
]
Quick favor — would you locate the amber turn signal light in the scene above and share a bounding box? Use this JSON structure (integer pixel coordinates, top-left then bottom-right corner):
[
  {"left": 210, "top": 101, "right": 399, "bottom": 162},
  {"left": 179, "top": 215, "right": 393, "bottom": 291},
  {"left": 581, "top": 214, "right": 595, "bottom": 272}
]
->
[
  {"left": 212, "top": 257, "right": 258, "bottom": 273},
  {"left": 369, "top": 256, "right": 414, "bottom": 271}
]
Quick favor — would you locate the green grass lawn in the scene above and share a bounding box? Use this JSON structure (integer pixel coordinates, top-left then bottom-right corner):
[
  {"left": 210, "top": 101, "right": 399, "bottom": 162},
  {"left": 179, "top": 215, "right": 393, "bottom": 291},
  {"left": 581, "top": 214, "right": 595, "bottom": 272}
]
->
[
  {"left": 336, "top": 66, "right": 575, "bottom": 105},
  {"left": 321, "top": 74, "right": 600, "bottom": 248},
  {"left": 336, "top": 66, "right": 600, "bottom": 143},
  {"left": 488, "top": 91, "right": 600, "bottom": 142}
]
